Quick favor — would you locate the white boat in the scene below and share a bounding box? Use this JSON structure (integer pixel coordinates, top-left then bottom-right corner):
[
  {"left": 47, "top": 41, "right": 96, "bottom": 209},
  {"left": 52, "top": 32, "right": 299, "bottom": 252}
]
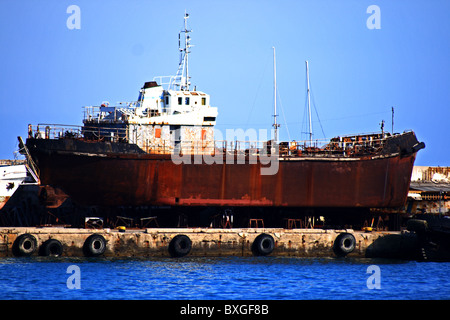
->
[{"left": 0, "top": 161, "right": 37, "bottom": 210}]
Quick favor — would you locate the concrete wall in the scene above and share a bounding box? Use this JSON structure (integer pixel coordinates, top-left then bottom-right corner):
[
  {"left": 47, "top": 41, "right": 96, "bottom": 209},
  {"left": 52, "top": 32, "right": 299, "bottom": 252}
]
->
[{"left": 0, "top": 227, "right": 419, "bottom": 259}]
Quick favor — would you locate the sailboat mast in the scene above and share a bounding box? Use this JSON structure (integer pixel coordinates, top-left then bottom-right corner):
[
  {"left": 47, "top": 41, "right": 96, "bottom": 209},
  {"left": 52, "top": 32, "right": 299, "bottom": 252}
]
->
[
  {"left": 273, "top": 47, "right": 279, "bottom": 143},
  {"left": 306, "top": 60, "right": 313, "bottom": 146}
]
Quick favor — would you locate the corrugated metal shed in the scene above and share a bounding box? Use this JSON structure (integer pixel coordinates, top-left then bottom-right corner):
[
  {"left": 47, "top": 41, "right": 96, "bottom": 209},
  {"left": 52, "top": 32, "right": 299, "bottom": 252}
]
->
[{"left": 409, "top": 182, "right": 450, "bottom": 192}]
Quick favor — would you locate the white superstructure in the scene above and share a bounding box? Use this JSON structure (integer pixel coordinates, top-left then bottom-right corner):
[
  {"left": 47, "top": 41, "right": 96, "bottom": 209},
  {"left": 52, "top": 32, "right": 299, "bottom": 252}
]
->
[{"left": 83, "top": 13, "right": 218, "bottom": 154}]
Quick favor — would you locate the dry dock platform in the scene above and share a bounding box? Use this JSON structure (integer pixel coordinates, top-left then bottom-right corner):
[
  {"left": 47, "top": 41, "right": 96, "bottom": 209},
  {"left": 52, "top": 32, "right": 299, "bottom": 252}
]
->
[{"left": 0, "top": 227, "right": 420, "bottom": 259}]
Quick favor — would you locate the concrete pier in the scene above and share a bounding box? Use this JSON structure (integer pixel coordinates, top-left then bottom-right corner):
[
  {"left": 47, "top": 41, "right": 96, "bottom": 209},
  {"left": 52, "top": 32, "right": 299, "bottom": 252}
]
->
[{"left": 0, "top": 227, "right": 420, "bottom": 259}]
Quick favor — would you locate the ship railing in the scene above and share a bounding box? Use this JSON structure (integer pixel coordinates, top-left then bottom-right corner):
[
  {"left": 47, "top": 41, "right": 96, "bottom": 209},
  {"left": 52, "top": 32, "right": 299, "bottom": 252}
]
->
[
  {"left": 82, "top": 125, "right": 128, "bottom": 143},
  {"left": 28, "top": 124, "right": 129, "bottom": 143},
  {"left": 175, "top": 140, "right": 267, "bottom": 157},
  {"left": 28, "top": 124, "right": 83, "bottom": 140},
  {"left": 0, "top": 159, "right": 26, "bottom": 166},
  {"left": 173, "top": 135, "right": 388, "bottom": 158},
  {"left": 27, "top": 124, "right": 390, "bottom": 157},
  {"left": 152, "top": 76, "right": 175, "bottom": 88},
  {"left": 83, "top": 103, "right": 137, "bottom": 123}
]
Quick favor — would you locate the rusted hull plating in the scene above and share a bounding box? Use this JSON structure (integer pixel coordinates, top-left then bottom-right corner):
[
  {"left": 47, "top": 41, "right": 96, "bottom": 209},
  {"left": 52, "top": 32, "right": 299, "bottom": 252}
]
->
[{"left": 30, "top": 148, "right": 416, "bottom": 209}]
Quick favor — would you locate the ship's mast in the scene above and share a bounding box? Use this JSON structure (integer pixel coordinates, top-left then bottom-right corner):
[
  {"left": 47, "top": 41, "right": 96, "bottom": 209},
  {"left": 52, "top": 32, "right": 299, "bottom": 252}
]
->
[
  {"left": 171, "top": 12, "right": 192, "bottom": 91},
  {"left": 272, "top": 47, "right": 279, "bottom": 143},
  {"left": 306, "top": 60, "right": 313, "bottom": 147},
  {"left": 391, "top": 106, "right": 394, "bottom": 134}
]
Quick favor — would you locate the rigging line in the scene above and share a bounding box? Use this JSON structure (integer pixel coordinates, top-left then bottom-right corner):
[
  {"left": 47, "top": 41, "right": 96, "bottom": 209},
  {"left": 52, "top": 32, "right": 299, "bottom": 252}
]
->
[
  {"left": 309, "top": 82, "right": 326, "bottom": 139},
  {"left": 245, "top": 53, "right": 272, "bottom": 128},
  {"left": 276, "top": 87, "right": 291, "bottom": 141},
  {"left": 217, "top": 123, "right": 274, "bottom": 126},
  {"left": 268, "top": 111, "right": 389, "bottom": 126},
  {"left": 227, "top": 111, "right": 388, "bottom": 129},
  {"left": 315, "top": 110, "right": 391, "bottom": 122}
]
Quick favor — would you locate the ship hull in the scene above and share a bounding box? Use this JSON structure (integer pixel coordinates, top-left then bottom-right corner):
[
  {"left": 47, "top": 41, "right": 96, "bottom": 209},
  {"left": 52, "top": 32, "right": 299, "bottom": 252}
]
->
[{"left": 26, "top": 138, "right": 417, "bottom": 209}]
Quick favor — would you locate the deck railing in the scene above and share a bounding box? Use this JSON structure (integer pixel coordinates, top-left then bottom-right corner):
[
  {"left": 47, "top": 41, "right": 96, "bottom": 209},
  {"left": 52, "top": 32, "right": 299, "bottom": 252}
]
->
[
  {"left": 28, "top": 124, "right": 128, "bottom": 143},
  {"left": 83, "top": 104, "right": 137, "bottom": 123},
  {"left": 27, "top": 124, "right": 388, "bottom": 158}
]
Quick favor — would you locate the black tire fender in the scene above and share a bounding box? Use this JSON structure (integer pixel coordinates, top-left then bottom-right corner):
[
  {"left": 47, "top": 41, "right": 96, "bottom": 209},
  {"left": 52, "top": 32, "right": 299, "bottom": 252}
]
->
[
  {"left": 407, "top": 219, "right": 428, "bottom": 233},
  {"left": 40, "top": 239, "right": 64, "bottom": 257},
  {"left": 252, "top": 233, "right": 275, "bottom": 256},
  {"left": 83, "top": 234, "right": 106, "bottom": 257},
  {"left": 333, "top": 232, "right": 356, "bottom": 257},
  {"left": 12, "top": 233, "right": 37, "bottom": 257},
  {"left": 168, "top": 234, "right": 192, "bottom": 258}
]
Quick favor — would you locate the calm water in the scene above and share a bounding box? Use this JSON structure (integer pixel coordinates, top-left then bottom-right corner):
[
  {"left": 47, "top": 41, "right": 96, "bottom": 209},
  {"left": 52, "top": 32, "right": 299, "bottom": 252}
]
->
[{"left": 0, "top": 256, "right": 449, "bottom": 300}]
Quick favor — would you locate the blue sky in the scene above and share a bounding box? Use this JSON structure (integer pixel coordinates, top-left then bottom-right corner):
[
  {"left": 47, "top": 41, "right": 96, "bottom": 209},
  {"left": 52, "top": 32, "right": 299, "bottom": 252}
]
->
[{"left": 1, "top": 0, "right": 449, "bottom": 166}]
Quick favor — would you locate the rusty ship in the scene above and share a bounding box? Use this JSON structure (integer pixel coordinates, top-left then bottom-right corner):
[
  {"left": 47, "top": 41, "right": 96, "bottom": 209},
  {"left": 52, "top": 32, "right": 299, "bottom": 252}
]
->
[{"left": 21, "top": 14, "right": 425, "bottom": 228}]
